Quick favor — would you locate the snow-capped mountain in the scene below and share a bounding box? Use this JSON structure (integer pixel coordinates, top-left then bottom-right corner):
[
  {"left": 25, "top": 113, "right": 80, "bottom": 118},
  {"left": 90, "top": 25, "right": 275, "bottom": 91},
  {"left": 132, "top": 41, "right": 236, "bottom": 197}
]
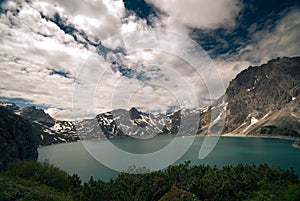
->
[
  {"left": 75, "top": 107, "right": 207, "bottom": 139},
  {"left": 0, "top": 101, "right": 209, "bottom": 143}
]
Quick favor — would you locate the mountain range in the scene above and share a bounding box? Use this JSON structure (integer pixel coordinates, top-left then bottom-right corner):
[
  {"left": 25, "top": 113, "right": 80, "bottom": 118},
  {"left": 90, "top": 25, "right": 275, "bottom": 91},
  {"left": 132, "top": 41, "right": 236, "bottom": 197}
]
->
[{"left": 0, "top": 57, "right": 299, "bottom": 149}]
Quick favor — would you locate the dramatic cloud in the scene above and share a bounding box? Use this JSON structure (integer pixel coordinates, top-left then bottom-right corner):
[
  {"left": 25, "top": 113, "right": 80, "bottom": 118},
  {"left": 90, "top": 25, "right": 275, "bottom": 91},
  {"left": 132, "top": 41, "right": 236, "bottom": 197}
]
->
[
  {"left": 238, "top": 8, "right": 300, "bottom": 64},
  {"left": 31, "top": 0, "right": 125, "bottom": 40},
  {"left": 0, "top": 0, "right": 299, "bottom": 120},
  {"left": 146, "top": 0, "right": 243, "bottom": 29},
  {"left": 212, "top": 6, "right": 300, "bottom": 88}
]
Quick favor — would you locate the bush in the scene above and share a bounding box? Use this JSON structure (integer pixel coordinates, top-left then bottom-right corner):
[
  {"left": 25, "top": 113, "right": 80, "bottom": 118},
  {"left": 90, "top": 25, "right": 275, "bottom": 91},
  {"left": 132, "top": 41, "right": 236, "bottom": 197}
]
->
[{"left": 5, "top": 160, "right": 70, "bottom": 192}]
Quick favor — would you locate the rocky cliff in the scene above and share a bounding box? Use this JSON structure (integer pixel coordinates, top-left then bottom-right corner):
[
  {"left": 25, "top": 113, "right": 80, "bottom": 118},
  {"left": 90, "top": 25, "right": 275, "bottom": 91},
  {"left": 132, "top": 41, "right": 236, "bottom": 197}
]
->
[
  {"left": 223, "top": 57, "right": 300, "bottom": 136},
  {"left": 0, "top": 102, "right": 79, "bottom": 146},
  {"left": 0, "top": 107, "right": 38, "bottom": 170}
]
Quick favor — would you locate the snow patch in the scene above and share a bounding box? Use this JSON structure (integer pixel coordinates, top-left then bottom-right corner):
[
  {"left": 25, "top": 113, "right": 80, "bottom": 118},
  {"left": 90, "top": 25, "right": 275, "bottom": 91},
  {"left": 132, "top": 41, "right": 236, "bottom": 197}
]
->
[
  {"left": 236, "top": 122, "right": 247, "bottom": 129},
  {"left": 291, "top": 112, "right": 298, "bottom": 118},
  {"left": 243, "top": 117, "right": 258, "bottom": 133},
  {"left": 247, "top": 87, "right": 255, "bottom": 92},
  {"left": 200, "top": 106, "right": 209, "bottom": 113},
  {"left": 14, "top": 111, "right": 21, "bottom": 115},
  {"left": 0, "top": 102, "right": 13, "bottom": 107},
  {"left": 52, "top": 123, "right": 62, "bottom": 131},
  {"left": 43, "top": 128, "right": 54, "bottom": 134},
  {"left": 261, "top": 112, "right": 271, "bottom": 120},
  {"left": 58, "top": 137, "right": 66, "bottom": 142}
]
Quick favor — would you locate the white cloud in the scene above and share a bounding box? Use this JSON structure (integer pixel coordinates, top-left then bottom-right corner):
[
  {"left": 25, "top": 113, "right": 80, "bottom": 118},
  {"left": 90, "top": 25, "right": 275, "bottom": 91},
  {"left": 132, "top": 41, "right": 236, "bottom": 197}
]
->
[
  {"left": 147, "top": 0, "right": 242, "bottom": 29},
  {"left": 2, "top": 0, "right": 297, "bottom": 121},
  {"left": 213, "top": 60, "right": 251, "bottom": 87},
  {"left": 212, "top": 7, "right": 300, "bottom": 87},
  {"left": 31, "top": 0, "right": 125, "bottom": 40},
  {"left": 0, "top": 0, "right": 117, "bottom": 119},
  {"left": 0, "top": 0, "right": 19, "bottom": 10},
  {"left": 237, "top": 8, "right": 300, "bottom": 64}
]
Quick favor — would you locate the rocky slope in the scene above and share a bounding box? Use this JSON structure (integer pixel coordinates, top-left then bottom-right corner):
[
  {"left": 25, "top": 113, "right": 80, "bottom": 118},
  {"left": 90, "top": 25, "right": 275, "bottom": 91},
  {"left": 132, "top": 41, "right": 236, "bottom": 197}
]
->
[
  {"left": 0, "top": 107, "right": 38, "bottom": 170},
  {"left": 223, "top": 57, "right": 300, "bottom": 136}
]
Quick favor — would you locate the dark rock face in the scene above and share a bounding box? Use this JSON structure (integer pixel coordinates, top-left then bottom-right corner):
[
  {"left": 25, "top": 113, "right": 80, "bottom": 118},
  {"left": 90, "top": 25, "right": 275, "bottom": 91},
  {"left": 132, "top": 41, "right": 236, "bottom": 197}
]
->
[
  {"left": 0, "top": 103, "right": 78, "bottom": 146},
  {"left": 0, "top": 107, "right": 38, "bottom": 170},
  {"left": 0, "top": 102, "right": 19, "bottom": 112},
  {"left": 223, "top": 57, "right": 300, "bottom": 136}
]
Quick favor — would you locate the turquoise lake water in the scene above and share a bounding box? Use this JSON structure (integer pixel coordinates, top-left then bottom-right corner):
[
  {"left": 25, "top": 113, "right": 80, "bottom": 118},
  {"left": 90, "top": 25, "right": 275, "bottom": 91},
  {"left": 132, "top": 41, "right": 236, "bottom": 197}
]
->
[{"left": 38, "top": 136, "right": 300, "bottom": 182}]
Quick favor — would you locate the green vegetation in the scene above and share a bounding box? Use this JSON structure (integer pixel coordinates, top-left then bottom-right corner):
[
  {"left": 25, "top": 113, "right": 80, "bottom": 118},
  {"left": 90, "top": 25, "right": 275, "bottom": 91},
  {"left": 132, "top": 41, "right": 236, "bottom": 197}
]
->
[
  {"left": 159, "top": 185, "right": 200, "bottom": 201},
  {"left": 1, "top": 160, "right": 300, "bottom": 201},
  {"left": 0, "top": 174, "right": 73, "bottom": 201}
]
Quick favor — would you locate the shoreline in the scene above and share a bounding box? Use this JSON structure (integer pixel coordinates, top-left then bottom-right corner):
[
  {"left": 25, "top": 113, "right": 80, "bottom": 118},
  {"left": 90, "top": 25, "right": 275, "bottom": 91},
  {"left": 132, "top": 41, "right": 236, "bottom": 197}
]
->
[
  {"left": 196, "top": 133, "right": 300, "bottom": 140},
  {"left": 196, "top": 133, "right": 300, "bottom": 149},
  {"left": 292, "top": 140, "right": 300, "bottom": 149},
  {"left": 219, "top": 133, "right": 300, "bottom": 141},
  {"left": 40, "top": 133, "right": 300, "bottom": 149}
]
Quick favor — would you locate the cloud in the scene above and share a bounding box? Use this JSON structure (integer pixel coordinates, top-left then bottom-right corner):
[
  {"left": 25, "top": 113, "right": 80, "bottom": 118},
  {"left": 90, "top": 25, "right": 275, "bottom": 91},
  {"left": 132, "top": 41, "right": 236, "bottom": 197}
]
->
[
  {"left": 0, "top": 0, "right": 227, "bottom": 120},
  {"left": 211, "top": 7, "right": 300, "bottom": 87},
  {"left": 1, "top": 0, "right": 297, "bottom": 121},
  {"left": 0, "top": 0, "right": 114, "bottom": 119},
  {"left": 29, "top": 0, "right": 126, "bottom": 41},
  {"left": 146, "top": 0, "right": 243, "bottom": 29},
  {"left": 232, "top": 7, "right": 300, "bottom": 65}
]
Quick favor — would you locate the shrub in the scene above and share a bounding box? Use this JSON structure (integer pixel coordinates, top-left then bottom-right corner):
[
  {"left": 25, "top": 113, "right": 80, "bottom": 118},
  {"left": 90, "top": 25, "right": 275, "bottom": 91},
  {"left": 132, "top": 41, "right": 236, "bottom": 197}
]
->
[{"left": 5, "top": 160, "right": 70, "bottom": 192}]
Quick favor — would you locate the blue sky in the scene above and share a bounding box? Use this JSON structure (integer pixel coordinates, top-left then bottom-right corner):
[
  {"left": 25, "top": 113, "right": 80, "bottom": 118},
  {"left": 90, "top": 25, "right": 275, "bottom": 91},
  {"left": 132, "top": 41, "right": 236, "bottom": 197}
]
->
[{"left": 0, "top": 0, "right": 299, "bottom": 119}]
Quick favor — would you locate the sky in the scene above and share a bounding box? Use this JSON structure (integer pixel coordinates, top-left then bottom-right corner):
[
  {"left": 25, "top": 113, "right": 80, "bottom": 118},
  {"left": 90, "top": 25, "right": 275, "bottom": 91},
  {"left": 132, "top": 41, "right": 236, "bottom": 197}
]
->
[{"left": 0, "top": 0, "right": 299, "bottom": 120}]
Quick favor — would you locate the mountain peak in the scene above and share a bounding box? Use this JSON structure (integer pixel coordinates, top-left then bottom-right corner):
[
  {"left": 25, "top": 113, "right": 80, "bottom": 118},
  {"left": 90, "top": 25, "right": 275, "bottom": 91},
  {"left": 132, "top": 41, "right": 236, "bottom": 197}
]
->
[
  {"left": 129, "top": 107, "right": 143, "bottom": 120},
  {"left": 21, "top": 106, "right": 55, "bottom": 127}
]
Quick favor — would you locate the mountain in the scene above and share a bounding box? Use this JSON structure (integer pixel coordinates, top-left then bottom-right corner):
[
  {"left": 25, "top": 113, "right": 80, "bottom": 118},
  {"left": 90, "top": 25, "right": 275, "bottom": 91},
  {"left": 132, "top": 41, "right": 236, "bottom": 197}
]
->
[
  {"left": 76, "top": 107, "right": 206, "bottom": 139},
  {"left": 1, "top": 57, "right": 299, "bottom": 144},
  {"left": 0, "top": 107, "right": 38, "bottom": 170},
  {"left": 222, "top": 57, "right": 300, "bottom": 136},
  {"left": 20, "top": 106, "right": 55, "bottom": 127},
  {"left": 0, "top": 101, "right": 203, "bottom": 142},
  {"left": 0, "top": 102, "right": 79, "bottom": 146}
]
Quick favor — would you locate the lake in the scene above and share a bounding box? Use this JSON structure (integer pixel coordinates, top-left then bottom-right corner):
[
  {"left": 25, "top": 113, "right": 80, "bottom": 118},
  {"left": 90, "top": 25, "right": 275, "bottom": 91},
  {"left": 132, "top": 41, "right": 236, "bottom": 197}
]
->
[{"left": 38, "top": 136, "right": 300, "bottom": 182}]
